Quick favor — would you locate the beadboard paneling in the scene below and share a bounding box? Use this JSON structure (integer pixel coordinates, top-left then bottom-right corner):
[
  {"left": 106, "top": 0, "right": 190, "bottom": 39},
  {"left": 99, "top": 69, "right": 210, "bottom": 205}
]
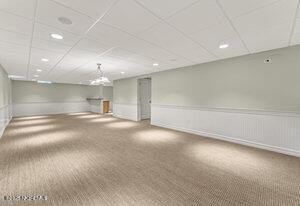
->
[{"left": 151, "top": 105, "right": 300, "bottom": 157}]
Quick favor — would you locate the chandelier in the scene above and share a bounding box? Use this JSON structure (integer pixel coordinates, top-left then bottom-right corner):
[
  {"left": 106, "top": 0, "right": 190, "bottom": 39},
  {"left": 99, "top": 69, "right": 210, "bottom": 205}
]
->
[{"left": 90, "top": 63, "right": 110, "bottom": 85}]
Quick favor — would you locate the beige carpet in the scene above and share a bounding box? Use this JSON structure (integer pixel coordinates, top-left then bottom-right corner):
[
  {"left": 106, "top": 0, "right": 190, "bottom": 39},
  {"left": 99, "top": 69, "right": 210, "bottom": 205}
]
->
[{"left": 0, "top": 112, "right": 299, "bottom": 206}]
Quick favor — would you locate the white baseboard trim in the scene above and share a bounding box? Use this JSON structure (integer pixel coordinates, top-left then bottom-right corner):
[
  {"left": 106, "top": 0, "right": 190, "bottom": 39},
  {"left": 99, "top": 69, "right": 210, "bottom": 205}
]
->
[
  {"left": 12, "top": 102, "right": 92, "bottom": 117},
  {"left": 152, "top": 122, "right": 299, "bottom": 157},
  {"left": 113, "top": 103, "right": 138, "bottom": 121},
  {"left": 90, "top": 105, "right": 101, "bottom": 114},
  {"left": 113, "top": 114, "right": 138, "bottom": 121},
  {"left": 151, "top": 105, "right": 300, "bottom": 157},
  {"left": 0, "top": 104, "right": 12, "bottom": 138}
]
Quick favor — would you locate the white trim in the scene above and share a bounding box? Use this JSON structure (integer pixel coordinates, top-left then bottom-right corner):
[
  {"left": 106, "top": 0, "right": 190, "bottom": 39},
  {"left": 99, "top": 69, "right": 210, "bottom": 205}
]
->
[
  {"left": 13, "top": 101, "right": 89, "bottom": 104},
  {"left": 113, "top": 103, "right": 138, "bottom": 106},
  {"left": 113, "top": 103, "right": 138, "bottom": 121},
  {"left": 151, "top": 105, "right": 300, "bottom": 157},
  {"left": 13, "top": 101, "right": 91, "bottom": 117},
  {"left": 152, "top": 122, "right": 300, "bottom": 157},
  {"left": 0, "top": 104, "right": 12, "bottom": 138},
  {"left": 151, "top": 104, "right": 300, "bottom": 117}
]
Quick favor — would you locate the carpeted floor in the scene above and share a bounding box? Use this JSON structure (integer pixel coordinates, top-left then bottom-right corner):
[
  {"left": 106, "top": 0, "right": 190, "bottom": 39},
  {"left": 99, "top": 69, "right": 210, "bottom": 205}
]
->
[{"left": 0, "top": 112, "right": 299, "bottom": 206}]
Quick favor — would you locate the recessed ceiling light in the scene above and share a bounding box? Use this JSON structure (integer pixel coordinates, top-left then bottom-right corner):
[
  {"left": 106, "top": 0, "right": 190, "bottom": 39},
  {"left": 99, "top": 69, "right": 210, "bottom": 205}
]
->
[
  {"left": 153, "top": 63, "right": 159, "bottom": 66},
  {"left": 58, "top": 17, "right": 73, "bottom": 25},
  {"left": 41, "top": 58, "right": 49, "bottom": 62},
  {"left": 121, "top": 71, "right": 125, "bottom": 74},
  {"left": 219, "top": 44, "right": 229, "bottom": 49},
  {"left": 34, "top": 75, "right": 39, "bottom": 77},
  {"left": 36, "top": 69, "right": 42, "bottom": 72},
  {"left": 50, "top": 33, "right": 63, "bottom": 40}
]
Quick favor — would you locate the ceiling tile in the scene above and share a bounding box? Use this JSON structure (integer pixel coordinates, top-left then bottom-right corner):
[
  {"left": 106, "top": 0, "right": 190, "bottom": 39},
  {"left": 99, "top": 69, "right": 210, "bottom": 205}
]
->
[
  {"left": 137, "top": 22, "right": 199, "bottom": 55},
  {"left": 32, "top": 38, "right": 71, "bottom": 53},
  {"left": 76, "top": 38, "right": 112, "bottom": 54},
  {"left": 67, "top": 48, "right": 99, "bottom": 59},
  {"left": 291, "top": 18, "right": 300, "bottom": 46},
  {"left": 190, "top": 22, "right": 236, "bottom": 45},
  {"left": 177, "top": 46, "right": 216, "bottom": 63},
  {"left": 291, "top": 33, "right": 300, "bottom": 46},
  {"left": 242, "top": 23, "right": 292, "bottom": 53},
  {"left": 52, "top": 0, "right": 115, "bottom": 19},
  {"left": 209, "top": 37, "right": 249, "bottom": 59},
  {"left": 101, "top": 0, "right": 160, "bottom": 34},
  {"left": 233, "top": 0, "right": 297, "bottom": 34},
  {"left": 120, "top": 36, "right": 192, "bottom": 65},
  {"left": 104, "top": 48, "right": 139, "bottom": 60},
  {"left": 28, "top": 64, "right": 51, "bottom": 73},
  {"left": 0, "top": 41, "right": 29, "bottom": 76},
  {"left": 0, "top": 62, "right": 28, "bottom": 76},
  {"left": 33, "top": 23, "right": 81, "bottom": 46},
  {"left": 0, "top": 29, "right": 31, "bottom": 46},
  {"left": 136, "top": 0, "right": 198, "bottom": 19},
  {"left": 54, "top": 56, "right": 88, "bottom": 72},
  {"left": 167, "top": 0, "right": 227, "bottom": 34},
  {"left": 28, "top": 67, "right": 49, "bottom": 80},
  {"left": 37, "top": 0, "right": 95, "bottom": 35},
  {"left": 87, "top": 22, "right": 133, "bottom": 46},
  {"left": 0, "top": 41, "right": 29, "bottom": 62},
  {"left": 53, "top": 47, "right": 99, "bottom": 73},
  {"left": 0, "top": 0, "right": 298, "bottom": 83},
  {"left": 0, "top": 11, "right": 33, "bottom": 35},
  {"left": 30, "top": 48, "right": 65, "bottom": 68},
  {"left": 188, "top": 22, "right": 249, "bottom": 58},
  {"left": 0, "top": 0, "right": 36, "bottom": 19},
  {"left": 44, "top": 68, "right": 69, "bottom": 79},
  {"left": 218, "top": 0, "right": 279, "bottom": 19}
]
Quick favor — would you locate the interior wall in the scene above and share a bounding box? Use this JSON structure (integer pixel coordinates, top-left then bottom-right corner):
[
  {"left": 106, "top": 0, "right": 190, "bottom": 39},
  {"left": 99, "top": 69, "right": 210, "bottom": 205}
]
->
[
  {"left": 113, "top": 77, "right": 138, "bottom": 120},
  {"left": 103, "top": 86, "right": 113, "bottom": 112},
  {"left": 113, "top": 45, "right": 300, "bottom": 156},
  {"left": 0, "top": 64, "right": 12, "bottom": 137},
  {"left": 152, "top": 46, "right": 300, "bottom": 112},
  {"left": 12, "top": 80, "right": 103, "bottom": 117}
]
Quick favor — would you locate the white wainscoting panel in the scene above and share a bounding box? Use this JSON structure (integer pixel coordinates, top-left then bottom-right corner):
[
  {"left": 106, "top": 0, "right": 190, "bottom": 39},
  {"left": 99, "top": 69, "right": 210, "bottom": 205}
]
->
[
  {"left": 90, "top": 105, "right": 101, "bottom": 113},
  {"left": 151, "top": 105, "right": 300, "bottom": 157},
  {"left": 0, "top": 104, "right": 12, "bottom": 138},
  {"left": 13, "top": 102, "right": 91, "bottom": 117},
  {"left": 113, "top": 103, "right": 138, "bottom": 121}
]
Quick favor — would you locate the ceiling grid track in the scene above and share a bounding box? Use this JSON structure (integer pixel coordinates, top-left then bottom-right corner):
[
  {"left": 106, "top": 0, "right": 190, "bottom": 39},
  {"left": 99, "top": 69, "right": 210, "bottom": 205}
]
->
[
  {"left": 50, "top": 0, "right": 98, "bottom": 20},
  {"left": 26, "top": 0, "right": 39, "bottom": 79},
  {"left": 133, "top": 0, "right": 218, "bottom": 59},
  {"left": 44, "top": 0, "right": 121, "bottom": 77},
  {"left": 1, "top": 0, "right": 299, "bottom": 84},
  {"left": 216, "top": 0, "right": 251, "bottom": 54},
  {"left": 98, "top": 21, "right": 196, "bottom": 65},
  {"left": 288, "top": 0, "right": 300, "bottom": 46},
  {"left": 55, "top": 47, "right": 117, "bottom": 82}
]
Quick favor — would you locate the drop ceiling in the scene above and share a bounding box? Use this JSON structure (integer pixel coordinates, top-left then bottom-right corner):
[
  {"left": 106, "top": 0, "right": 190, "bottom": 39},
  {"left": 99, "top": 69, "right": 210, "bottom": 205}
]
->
[{"left": 0, "top": 0, "right": 299, "bottom": 85}]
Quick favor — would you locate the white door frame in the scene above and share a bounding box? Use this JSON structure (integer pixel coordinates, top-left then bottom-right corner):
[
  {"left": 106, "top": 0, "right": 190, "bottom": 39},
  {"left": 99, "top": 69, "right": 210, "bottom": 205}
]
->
[{"left": 137, "top": 77, "right": 151, "bottom": 121}]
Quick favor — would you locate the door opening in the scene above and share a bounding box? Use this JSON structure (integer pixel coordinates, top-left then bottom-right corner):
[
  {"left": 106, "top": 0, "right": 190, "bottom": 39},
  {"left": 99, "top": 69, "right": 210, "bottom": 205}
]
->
[{"left": 138, "top": 78, "right": 151, "bottom": 121}]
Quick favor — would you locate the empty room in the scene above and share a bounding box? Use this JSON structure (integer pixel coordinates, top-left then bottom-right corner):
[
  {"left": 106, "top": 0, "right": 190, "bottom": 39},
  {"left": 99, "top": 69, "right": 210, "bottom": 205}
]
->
[{"left": 0, "top": 0, "right": 299, "bottom": 205}]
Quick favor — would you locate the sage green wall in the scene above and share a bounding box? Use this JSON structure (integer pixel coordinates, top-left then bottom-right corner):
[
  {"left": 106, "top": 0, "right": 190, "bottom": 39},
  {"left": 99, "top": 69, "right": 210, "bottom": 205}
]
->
[
  {"left": 103, "top": 86, "right": 113, "bottom": 102},
  {"left": 113, "top": 77, "right": 138, "bottom": 104},
  {"left": 0, "top": 64, "right": 11, "bottom": 108},
  {"left": 12, "top": 81, "right": 103, "bottom": 103},
  {"left": 152, "top": 45, "right": 300, "bottom": 111},
  {"left": 114, "top": 45, "right": 300, "bottom": 112}
]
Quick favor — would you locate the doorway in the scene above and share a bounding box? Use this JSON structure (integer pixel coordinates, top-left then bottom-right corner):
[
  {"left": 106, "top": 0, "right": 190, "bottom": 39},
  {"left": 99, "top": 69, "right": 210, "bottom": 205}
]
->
[{"left": 138, "top": 78, "right": 151, "bottom": 120}]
